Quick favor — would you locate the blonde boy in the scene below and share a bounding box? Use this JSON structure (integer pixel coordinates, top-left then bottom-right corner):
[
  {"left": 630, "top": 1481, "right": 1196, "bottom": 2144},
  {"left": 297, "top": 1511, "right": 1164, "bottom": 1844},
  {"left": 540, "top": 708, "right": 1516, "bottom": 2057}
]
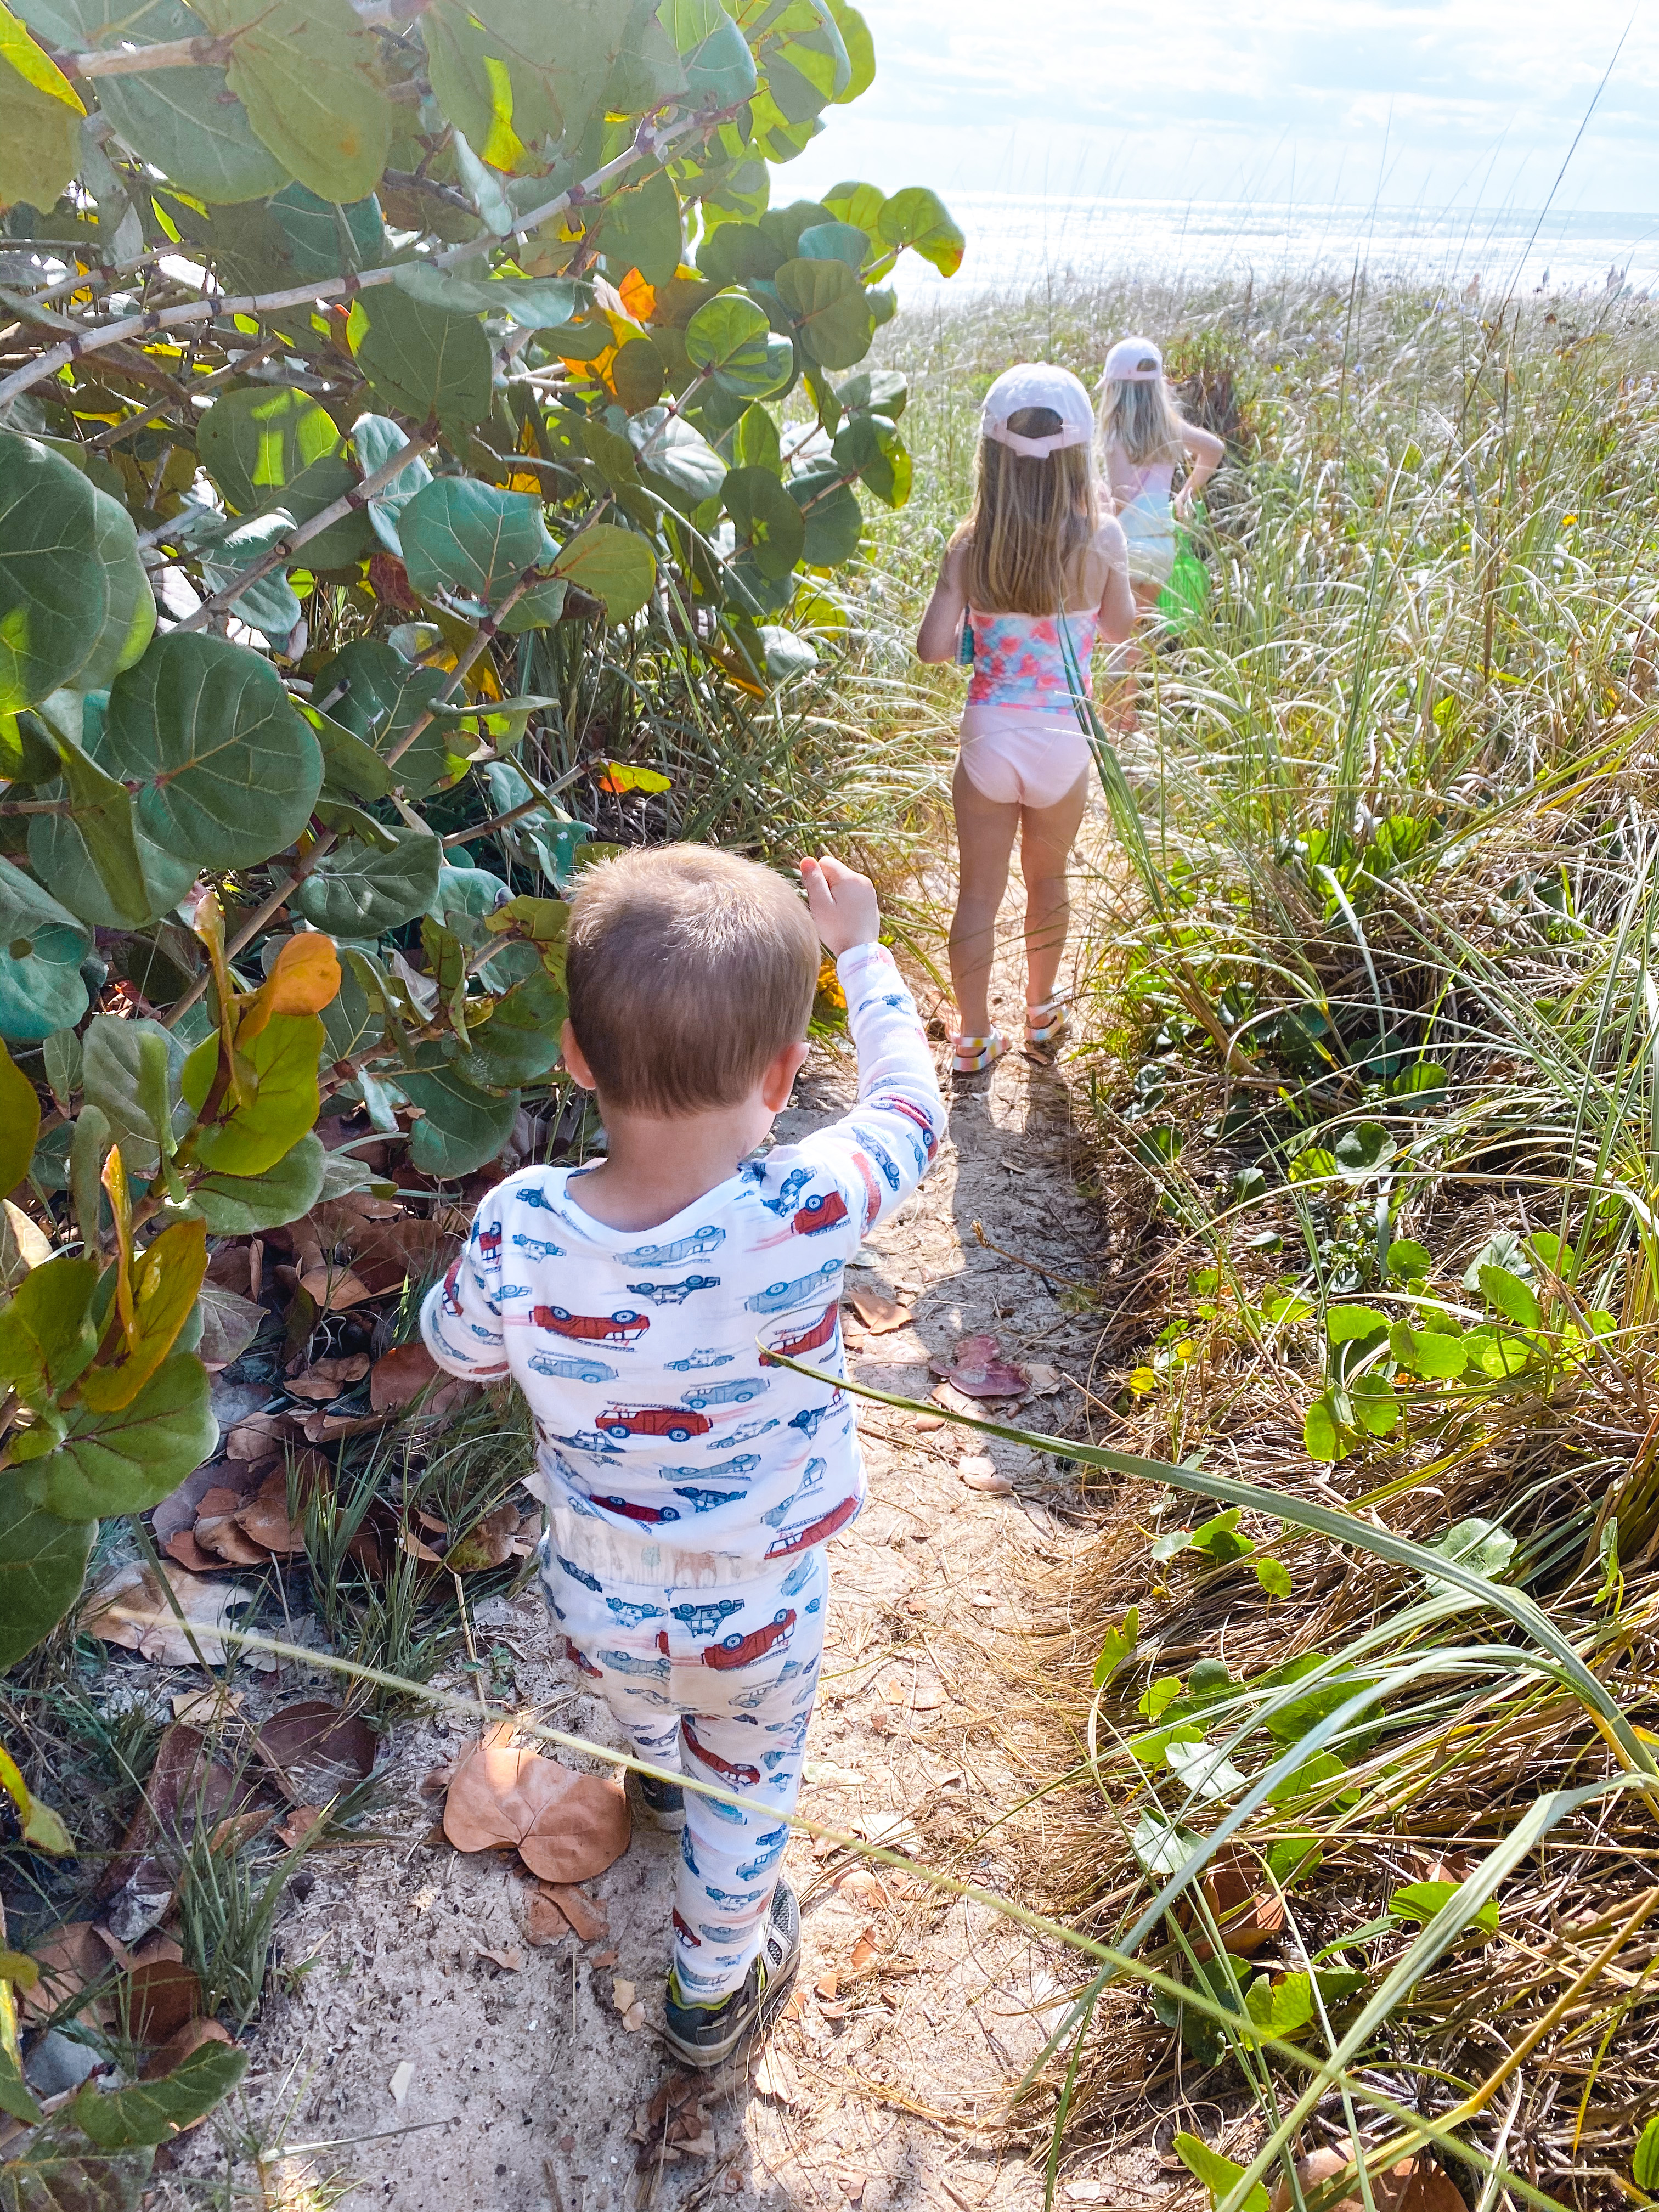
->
[{"left": 422, "top": 847, "right": 945, "bottom": 2066}]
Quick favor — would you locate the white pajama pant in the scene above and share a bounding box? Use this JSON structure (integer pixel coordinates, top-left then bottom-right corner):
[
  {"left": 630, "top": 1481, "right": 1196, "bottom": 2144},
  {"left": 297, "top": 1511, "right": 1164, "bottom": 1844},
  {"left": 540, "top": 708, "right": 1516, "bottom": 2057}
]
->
[{"left": 539, "top": 1505, "right": 827, "bottom": 2003}]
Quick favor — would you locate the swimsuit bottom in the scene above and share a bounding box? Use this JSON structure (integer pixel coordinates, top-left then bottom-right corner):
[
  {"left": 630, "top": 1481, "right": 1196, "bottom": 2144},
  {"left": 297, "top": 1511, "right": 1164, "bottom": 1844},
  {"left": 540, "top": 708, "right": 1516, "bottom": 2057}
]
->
[
  {"left": 956, "top": 701, "right": 1092, "bottom": 810},
  {"left": 1119, "top": 492, "right": 1177, "bottom": 585}
]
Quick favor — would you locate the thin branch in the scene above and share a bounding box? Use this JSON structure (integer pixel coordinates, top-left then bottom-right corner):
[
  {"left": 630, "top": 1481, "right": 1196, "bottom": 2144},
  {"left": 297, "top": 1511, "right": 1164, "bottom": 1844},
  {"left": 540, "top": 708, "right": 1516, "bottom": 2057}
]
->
[
  {"left": 172, "top": 422, "right": 437, "bottom": 633},
  {"left": 0, "top": 104, "right": 732, "bottom": 413}
]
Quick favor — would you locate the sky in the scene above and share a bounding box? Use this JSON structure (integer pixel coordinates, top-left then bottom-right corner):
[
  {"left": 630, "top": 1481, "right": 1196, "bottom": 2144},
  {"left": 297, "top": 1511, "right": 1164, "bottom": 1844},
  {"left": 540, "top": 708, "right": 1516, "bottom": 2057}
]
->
[{"left": 789, "top": 1, "right": 1659, "bottom": 222}]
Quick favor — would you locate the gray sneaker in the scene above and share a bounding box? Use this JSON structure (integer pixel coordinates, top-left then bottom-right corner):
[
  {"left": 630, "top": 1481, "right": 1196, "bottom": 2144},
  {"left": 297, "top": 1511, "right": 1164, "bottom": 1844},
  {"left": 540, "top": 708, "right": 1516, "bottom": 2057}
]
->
[
  {"left": 628, "top": 1769, "right": 686, "bottom": 1833},
  {"left": 662, "top": 1880, "right": 801, "bottom": 2070}
]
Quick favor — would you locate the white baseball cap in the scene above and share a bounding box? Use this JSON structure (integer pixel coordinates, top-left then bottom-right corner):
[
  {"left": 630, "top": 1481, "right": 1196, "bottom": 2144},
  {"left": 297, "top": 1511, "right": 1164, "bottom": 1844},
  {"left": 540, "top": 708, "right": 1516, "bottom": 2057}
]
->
[
  {"left": 979, "top": 363, "right": 1095, "bottom": 459},
  {"left": 1104, "top": 336, "right": 1164, "bottom": 382}
]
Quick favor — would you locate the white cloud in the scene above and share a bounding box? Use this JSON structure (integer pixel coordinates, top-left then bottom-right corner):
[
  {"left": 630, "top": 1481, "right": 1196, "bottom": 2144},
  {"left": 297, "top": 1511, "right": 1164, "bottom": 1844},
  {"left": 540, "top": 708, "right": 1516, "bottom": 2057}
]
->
[{"left": 788, "top": 0, "right": 1659, "bottom": 216}]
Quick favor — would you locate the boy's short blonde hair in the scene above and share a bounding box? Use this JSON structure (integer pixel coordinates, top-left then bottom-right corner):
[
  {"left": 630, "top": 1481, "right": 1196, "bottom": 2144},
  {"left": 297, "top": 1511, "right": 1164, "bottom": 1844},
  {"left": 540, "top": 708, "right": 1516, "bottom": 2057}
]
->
[{"left": 565, "top": 845, "right": 819, "bottom": 1116}]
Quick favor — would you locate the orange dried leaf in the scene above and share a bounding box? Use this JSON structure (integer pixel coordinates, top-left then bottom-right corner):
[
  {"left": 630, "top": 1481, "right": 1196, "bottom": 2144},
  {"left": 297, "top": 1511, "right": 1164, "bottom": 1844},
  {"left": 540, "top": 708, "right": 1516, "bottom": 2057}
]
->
[
  {"left": 540, "top": 1883, "right": 606, "bottom": 1943},
  {"left": 441, "top": 1730, "right": 630, "bottom": 1883},
  {"left": 524, "top": 1894, "right": 568, "bottom": 1946},
  {"left": 844, "top": 1287, "right": 912, "bottom": 1334}
]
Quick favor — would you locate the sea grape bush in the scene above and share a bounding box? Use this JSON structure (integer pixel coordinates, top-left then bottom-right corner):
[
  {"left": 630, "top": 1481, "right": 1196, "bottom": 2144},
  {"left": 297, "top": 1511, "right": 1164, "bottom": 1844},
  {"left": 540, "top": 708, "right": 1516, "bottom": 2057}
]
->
[{"left": 0, "top": 0, "right": 962, "bottom": 1668}]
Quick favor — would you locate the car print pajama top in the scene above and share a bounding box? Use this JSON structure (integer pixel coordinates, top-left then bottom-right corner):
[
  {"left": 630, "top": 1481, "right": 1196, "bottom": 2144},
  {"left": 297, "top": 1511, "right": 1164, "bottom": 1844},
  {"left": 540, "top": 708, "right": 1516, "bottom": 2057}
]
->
[{"left": 420, "top": 940, "right": 947, "bottom": 2000}]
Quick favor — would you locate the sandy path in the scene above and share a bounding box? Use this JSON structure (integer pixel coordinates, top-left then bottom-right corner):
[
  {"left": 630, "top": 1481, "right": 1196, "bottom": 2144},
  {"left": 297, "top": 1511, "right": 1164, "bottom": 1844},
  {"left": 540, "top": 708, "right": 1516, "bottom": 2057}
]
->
[{"left": 167, "top": 841, "right": 1117, "bottom": 2212}]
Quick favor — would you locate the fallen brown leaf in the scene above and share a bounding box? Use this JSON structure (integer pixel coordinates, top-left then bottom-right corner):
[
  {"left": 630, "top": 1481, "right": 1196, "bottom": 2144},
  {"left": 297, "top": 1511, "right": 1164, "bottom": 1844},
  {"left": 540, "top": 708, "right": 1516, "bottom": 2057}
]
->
[
  {"left": 195, "top": 1485, "right": 249, "bottom": 1520},
  {"left": 442, "top": 1728, "right": 630, "bottom": 1883},
  {"left": 19, "top": 1922, "right": 111, "bottom": 2026},
  {"left": 301, "top": 1409, "right": 385, "bottom": 1443},
  {"left": 225, "top": 1412, "right": 296, "bottom": 1460},
  {"left": 957, "top": 1454, "right": 1014, "bottom": 1495},
  {"left": 835, "top": 1869, "right": 891, "bottom": 1911},
  {"left": 235, "top": 1471, "right": 308, "bottom": 1555},
  {"left": 930, "top": 1332, "right": 1030, "bottom": 1398},
  {"left": 524, "top": 1894, "right": 568, "bottom": 1946},
  {"left": 193, "top": 1514, "right": 273, "bottom": 1567},
  {"left": 849, "top": 1929, "right": 878, "bottom": 1973},
  {"left": 1269, "top": 2145, "right": 1469, "bottom": 2212},
  {"left": 84, "top": 1562, "right": 256, "bottom": 1668},
  {"left": 259, "top": 1701, "right": 375, "bottom": 1784},
  {"left": 162, "top": 1530, "right": 219, "bottom": 1575},
  {"left": 1177, "top": 1846, "right": 1287, "bottom": 1960},
  {"left": 285, "top": 1354, "right": 370, "bottom": 1402},
  {"left": 275, "top": 1804, "right": 328, "bottom": 1849},
  {"left": 478, "top": 1947, "right": 523, "bottom": 1973},
  {"left": 139, "top": 2016, "right": 235, "bottom": 2083},
  {"left": 592, "top": 1946, "right": 619, "bottom": 1970},
  {"left": 815, "top": 1970, "right": 840, "bottom": 2000},
  {"left": 844, "top": 1288, "right": 913, "bottom": 1334},
  {"left": 445, "top": 1499, "right": 521, "bottom": 1572},
  {"left": 125, "top": 1956, "right": 202, "bottom": 2045},
  {"left": 911, "top": 1673, "right": 947, "bottom": 1712},
  {"left": 296, "top": 1266, "right": 376, "bottom": 1313},
  {"left": 540, "top": 1884, "right": 606, "bottom": 1943}
]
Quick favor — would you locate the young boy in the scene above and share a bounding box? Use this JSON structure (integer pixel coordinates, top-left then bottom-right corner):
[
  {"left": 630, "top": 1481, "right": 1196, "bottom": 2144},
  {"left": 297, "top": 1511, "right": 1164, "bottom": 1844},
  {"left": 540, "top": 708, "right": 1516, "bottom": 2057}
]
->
[{"left": 421, "top": 845, "right": 946, "bottom": 2068}]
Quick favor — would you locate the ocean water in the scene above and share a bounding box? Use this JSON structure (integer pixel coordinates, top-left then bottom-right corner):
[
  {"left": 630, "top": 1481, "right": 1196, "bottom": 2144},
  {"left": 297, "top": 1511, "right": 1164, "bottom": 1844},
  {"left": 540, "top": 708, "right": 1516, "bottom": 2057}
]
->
[{"left": 890, "top": 193, "right": 1659, "bottom": 302}]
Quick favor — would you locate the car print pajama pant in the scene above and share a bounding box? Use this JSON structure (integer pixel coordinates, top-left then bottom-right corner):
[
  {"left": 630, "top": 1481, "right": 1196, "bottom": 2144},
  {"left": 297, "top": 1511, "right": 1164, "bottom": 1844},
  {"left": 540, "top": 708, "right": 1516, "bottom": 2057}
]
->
[{"left": 539, "top": 1508, "right": 828, "bottom": 2005}]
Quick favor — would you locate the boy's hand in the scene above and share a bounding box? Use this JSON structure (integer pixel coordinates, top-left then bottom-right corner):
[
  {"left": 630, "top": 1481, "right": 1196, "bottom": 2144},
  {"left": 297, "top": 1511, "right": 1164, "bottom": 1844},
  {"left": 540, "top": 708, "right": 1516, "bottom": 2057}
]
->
[{"left": 801, "top": 854, "right": 880, "bottom": 957}]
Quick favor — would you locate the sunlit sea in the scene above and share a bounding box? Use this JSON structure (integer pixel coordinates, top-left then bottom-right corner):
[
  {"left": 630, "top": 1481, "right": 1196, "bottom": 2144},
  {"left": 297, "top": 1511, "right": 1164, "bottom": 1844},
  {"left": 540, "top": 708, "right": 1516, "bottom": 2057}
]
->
[{"left": 887, "top": 193, "right": 1659, "bottom": 302}]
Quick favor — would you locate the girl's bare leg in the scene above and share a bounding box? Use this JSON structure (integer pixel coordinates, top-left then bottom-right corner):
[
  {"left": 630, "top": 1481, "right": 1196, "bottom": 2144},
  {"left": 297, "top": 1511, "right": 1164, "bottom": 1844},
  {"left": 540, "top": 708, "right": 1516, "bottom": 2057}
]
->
[
  {"left": 949, "top": 758, "right": 1020, "bottom": 1037},
  {"left": 1018, "top": 770, "right": 1090, "bottom": 1015}
]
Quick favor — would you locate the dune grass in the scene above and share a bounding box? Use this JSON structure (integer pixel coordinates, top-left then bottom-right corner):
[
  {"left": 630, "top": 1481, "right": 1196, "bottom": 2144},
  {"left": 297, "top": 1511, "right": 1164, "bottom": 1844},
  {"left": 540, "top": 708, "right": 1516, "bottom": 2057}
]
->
[{"left": 838, "top": 265, "right": 1659, "bottom": 2209}]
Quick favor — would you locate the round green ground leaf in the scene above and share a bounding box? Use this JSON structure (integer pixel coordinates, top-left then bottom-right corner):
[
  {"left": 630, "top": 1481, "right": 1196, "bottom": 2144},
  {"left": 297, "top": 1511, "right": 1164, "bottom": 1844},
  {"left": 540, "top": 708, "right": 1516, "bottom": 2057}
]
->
[
  {"left": 74, "top": 486, "right": 157, "bottom": 693},
  {"left": 774, "top": 256, "right": 874, "bottom": 370},
  {"left": 103, "top": 633, "right": 322, "bottom": 868},
  {"left": 189, "top": 1130, "right": 328, "bottom": 1233},
  {"left": 0, "top": 1495, "right": 92, "bottom": 1667},
  {"left": 551, "top": 524, "right": 656, "bottom": 622},
  {"left": 397, "top": 478, "right": 551, "bottom": 605},
  {"left": 403, "top": 1064, "right": 518, "bottom": 1178},
  {"left": 788, "top": 460, "right": 862, "bottom": 564},
  {"left": 724, "top": 465, "right": 804, "bottom": 579},
  {"left": 291, "top": 822, "right": 442, "bottom": 934},
  {"left": 0, "top": 854, "right": 89, "bottom": 1043},
  {"left": 18, "top": 1353, "right": 216, "bottom": 1520},
  {"left": 0, "top": 432, "right": 109, "bottom": 709},
  {"left": 350, "top": 287, "right": 493, "bottom": 433},
  {"left": 312, "top": 639, "right": 453, "bottom": 797}
]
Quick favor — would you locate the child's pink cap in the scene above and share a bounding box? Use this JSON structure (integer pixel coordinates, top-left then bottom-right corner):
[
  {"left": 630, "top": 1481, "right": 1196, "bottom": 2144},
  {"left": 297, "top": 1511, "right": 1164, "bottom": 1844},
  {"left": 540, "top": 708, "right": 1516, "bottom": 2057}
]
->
[
  {"left": 979, "top": 363, "right": 1094, "bottom": 458},
  {"left": 1104, "top": 336, "right": 1163, "bottom": 382}
]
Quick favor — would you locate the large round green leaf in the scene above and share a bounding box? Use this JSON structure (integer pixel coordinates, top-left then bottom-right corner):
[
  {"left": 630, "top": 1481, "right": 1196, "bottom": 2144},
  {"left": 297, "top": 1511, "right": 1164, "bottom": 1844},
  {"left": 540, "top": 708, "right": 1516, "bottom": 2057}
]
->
[
  {"left": 397, "top": 478, "right": 552, "bottom": 605},
  {"left": 0, "top": 0, "right": 86, "bottom": 212},
  {"left": 196, "top": 383, "right": 370, "bottom": 567},
  {"left": 684, "top": 290, "right": 794, "bottom": 398},
  {"left": 0, "top": 855, "right": 90, "bottom": 1042},
  {"left": 184, "top": 1010, "right": 323, "bottom": 1177},
  {"left": 74, "top": 486, "right": 157, "bottom": 693},
  {"left": 0, "top": 432, "right": 110, "bottom": 709},
  {"left": 461, "top": 967, "right": 564, "bottom": 1088},
  {"left": 102, "top": 633, "right": 323, "bottom": 868},
  {"left": 595, "top": 165, "right": 683, "bottom": 287},
  {"left": 402, "top": 1063, "right": 518, "bottom": 1177},
  {"left": 789, "top": 459, "right": 864, "bottom": 564},
  {"left": 349, "top": 287, "right": 493, "bottom": 433},
  {"left": 311, "top": 638, "right": 454, "bottom": 799},
  {"left": 774, "top": 257, "right": 876, "bottom": 371},
  {"left": 0, "top": 1494, "right": 92, "bottom": 1668},
  {"left": 796, "top": 219, "right": 868, "bottom": 272},
  {"left": 290, "top": 822, "right": 443, "bottom": 934},
  {"left": 82, "top": 1013, "right": 190, "bottom": 1174},
  {"left": 724, "top": 465, "right": 805, "bottom": 579},
  {"left": 15, "top": 1353, "right": 216, "bottom": 1520},
  {"left": 876, "top": 186, "right": 966, "bottom": 278},
  {"left": 628, "top": 410, "right": 726, "bottom": 509},
  {"left": 98, "top": 52, "right": 290, "bottom": 202},
  {"left": 267, "top": 182, "right": 386, "bottom": 278},
  {"left": 192, "top": 0, "right": 392, "bottom": 204},
  {"left": 189, "top": 1130, "right": 328, "bottom": 1233},
  {"left": 551, "top": 524, "right": 657, "bottom": 623},
  {"left": 670, "top": 0, "right": 757, "bottom": 104},
  {"left": 352, "top": 412, "right": 433, "bottom": 556},
  {"left": 831, "top": 411, "right": 910, "bottom": 509}
]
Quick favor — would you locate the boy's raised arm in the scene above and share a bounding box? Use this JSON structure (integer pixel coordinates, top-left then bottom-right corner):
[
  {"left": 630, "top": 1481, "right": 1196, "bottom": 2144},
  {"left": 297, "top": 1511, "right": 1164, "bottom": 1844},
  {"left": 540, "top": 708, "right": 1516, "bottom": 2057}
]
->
[{"left": 797, "top": 856, "right": 947, "bottom": 1237}]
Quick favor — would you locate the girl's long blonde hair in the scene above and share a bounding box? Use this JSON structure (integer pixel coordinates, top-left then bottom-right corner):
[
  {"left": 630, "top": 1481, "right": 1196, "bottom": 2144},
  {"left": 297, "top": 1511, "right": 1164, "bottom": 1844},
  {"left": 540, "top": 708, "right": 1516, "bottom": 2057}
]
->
[
  {"left": 950, "top": 407, "right": 1099, "bottom": 616},
  {"left": 1098, "top": 377, "right": 1186, "bottom": 469}
]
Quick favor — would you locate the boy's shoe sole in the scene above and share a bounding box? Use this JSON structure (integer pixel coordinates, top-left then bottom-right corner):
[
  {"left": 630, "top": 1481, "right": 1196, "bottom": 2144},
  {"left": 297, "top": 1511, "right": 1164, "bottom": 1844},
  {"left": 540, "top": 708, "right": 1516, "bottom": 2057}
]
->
[
  {"left": 627, "top": 1770, "right": 686, "bottom": 1834},
  {"left": 662, "top": 1880, "right": 801, "bottom": 2070}
]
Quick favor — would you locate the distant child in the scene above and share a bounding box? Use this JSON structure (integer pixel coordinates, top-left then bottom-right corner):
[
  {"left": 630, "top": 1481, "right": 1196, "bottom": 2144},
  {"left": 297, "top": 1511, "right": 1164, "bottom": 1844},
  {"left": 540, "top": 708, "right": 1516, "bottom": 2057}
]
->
[
  {"left": 421, "top": 847, "right": 945, "bottom": 2069},
  {"left": 1097, "top": 334, "right": 1223, "bottom": 617},
  {"left": 917, "top": 362, "right": 1135, "bottom": 1075}
]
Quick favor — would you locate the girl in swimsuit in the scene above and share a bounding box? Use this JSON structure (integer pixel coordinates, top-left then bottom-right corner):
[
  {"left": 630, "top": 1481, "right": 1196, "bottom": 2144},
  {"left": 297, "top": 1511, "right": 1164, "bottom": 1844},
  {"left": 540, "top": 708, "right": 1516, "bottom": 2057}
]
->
[
  {"left": 917, "top": 363, "right": 1135, "bottom": 1077},
  {"left": 1097, "top": 334, "right": 1223, "bottom": 619}
]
